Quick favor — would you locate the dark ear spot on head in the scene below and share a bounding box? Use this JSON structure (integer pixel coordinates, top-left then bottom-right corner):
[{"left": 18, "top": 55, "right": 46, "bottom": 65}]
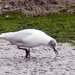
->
[{"left": 49, "top": 39, "right": 56, "bottom": 47}]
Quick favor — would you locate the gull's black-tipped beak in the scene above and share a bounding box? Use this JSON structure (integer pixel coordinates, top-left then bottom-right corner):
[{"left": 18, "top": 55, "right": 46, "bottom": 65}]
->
[{"left": 53, "top": 47, "right": 59, "bottom": 56}]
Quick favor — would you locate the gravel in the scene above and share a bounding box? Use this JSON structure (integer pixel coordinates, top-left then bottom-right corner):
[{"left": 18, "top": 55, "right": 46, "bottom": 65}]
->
[{"left": 0, "top": 39, "right": 75, "bottom": 75}]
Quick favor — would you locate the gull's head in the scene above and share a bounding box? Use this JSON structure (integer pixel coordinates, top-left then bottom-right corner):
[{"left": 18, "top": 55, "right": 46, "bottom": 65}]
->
[{"left": 48, "top": 39, "right": 58, "bottom": 55}]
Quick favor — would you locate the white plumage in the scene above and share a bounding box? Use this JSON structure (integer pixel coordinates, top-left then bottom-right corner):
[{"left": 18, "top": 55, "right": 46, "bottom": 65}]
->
[{"left": 0, "top": 29, "right": 58, "bottom": 57}]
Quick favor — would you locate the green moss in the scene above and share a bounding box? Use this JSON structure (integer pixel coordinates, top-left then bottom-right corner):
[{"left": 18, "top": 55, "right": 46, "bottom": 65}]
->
[
  {"left": 70, "top": 6, "right": 75, "bottom": 9},
  {"left": 71, "top": 43, "right": 75, "bottom": 46},
  {"left": 67, "top": 43, "right": 75, "bottom": 46},
  {"left": 0, "top": 12, "right": 75, "bottom": 43},
  {"left": 59, "top": 9, "right": 67, "bottom": 13},
  {"left": 45, "top": 8, "right": 50, "bottom": 10},
  {"left": 59, "top": 6, "right": 75, "bottom": 14}
]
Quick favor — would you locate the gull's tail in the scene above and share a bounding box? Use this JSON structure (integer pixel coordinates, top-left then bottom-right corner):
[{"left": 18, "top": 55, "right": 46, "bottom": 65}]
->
[
  {"left": 0, "top": 33, "right": 5, "bottom": 39},
  {"left": 0, "top": 32, "right": 14, "bottom": 40}
]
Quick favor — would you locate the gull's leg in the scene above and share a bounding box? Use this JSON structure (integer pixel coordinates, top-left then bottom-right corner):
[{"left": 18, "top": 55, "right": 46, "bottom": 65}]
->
[
  {"left": 25, "top": 48, "right": 30, "bottom": 58},
  {"left": 18, "top": 46, "right": 30, "bottom": 58}
]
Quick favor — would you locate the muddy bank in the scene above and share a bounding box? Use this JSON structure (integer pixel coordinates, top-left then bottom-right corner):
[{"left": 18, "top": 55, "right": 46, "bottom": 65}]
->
[
  {"left": 0, "top": 39, "right": 75, "bottom": 75},
  {"left": 0, "top": 0, "right": 75, "bottom": 16}
]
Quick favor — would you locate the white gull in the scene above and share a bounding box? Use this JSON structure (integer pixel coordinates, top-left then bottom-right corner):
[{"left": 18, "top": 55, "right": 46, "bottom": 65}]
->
[{"left": 0, "top": 29, "right": 58, "bottom": 57}]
